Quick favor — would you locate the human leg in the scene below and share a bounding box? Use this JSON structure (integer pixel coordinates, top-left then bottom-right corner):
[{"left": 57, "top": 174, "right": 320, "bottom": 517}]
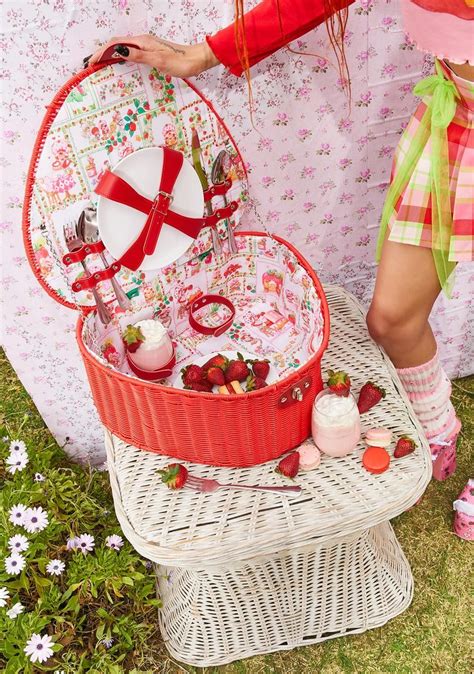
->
[{"left": 366, "top": 239, "right": 459, "bottom": 479}]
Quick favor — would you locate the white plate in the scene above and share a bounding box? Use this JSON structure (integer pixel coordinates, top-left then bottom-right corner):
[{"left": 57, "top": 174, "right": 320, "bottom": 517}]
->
[
  {"left": 172, "top": 350, "right": 277, "bottom": 391},
  {"left": 97, "top": 147, "right": 204, "bottom": 270}
]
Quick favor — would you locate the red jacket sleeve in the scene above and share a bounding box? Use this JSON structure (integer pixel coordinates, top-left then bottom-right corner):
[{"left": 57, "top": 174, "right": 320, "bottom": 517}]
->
[{"left": 206, "top": 0, "right": 354, "bottom": 76}]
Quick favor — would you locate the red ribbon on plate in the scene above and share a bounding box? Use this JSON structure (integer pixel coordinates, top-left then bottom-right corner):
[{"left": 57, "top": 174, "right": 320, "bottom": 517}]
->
[{"left": 95, "top": 147, "right": 205, "bottom": 271}]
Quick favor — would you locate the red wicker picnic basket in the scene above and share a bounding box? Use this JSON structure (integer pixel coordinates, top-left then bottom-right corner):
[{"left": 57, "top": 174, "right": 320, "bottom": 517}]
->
[{"left": 23, "top": 58, "right": 329, "bottom": 467}]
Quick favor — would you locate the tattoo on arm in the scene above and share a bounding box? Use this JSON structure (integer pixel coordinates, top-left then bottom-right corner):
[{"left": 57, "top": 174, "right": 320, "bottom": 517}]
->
[{"left": 156, "top": 39, "right": 185, "bottom": 55}]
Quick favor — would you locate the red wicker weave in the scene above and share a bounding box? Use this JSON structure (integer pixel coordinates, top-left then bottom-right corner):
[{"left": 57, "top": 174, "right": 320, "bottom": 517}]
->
[{"left": 23, "top": 61, "right": 330, "bottom": 467}]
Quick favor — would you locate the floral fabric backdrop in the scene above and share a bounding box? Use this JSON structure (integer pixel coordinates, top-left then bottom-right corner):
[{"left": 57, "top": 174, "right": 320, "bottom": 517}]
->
[{"left": 1, "top": 0, "right": 472, "bottom": 464}]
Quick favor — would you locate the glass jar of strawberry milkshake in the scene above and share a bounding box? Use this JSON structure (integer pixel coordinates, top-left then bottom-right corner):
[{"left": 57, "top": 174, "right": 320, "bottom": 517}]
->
[
  {"left": 127, "top": 319, "right": 173, "bottom": 371},
  {"left": 311, "top": 389, "right": 361, "bottom": 457}
]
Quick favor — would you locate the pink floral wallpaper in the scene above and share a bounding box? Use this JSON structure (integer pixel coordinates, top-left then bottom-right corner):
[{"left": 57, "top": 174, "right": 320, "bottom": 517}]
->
[{"left": 1, "top": 0, "right": 472, "bottom": 463}]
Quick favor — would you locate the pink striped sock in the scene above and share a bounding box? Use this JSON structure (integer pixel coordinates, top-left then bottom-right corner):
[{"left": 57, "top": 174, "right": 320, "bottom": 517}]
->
[{"left": 397, "top": 350, "right": 458, "bottom": 441}]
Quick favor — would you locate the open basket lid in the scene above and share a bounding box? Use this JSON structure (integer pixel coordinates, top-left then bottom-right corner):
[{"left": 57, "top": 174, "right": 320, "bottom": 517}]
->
[{"left": 22, "top": 60, "right": 248, "bottom": 310}]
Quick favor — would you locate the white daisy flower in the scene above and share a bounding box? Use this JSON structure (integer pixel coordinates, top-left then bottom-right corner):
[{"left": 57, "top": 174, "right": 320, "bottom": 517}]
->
[
  {"left": 6, "top": 602, "right": 24, "bottom": 619},
  {"left": 46, "top": 559, "right": 65, "bottom": 576},
  {"left": 6, "top": 453, "right": 29, "bottom": 474},
  {"left": 24, "top": 633, "right": 54, "bottom": 664},
  {"left": 34, "top": 473, "right": 45, "bottom": 482},
  {"left": 8, "top": 439, "right": 27, "bottom": 455},
  {"left": 0, "top": 587, "right": 10, "bottom": 607},
  {"left": 5, "top": 553, "right": 26, "bottom": 575},
  {"left": 8, "top": 504, "right": 27, "bottom": 526},
  {"left": 66, "top": 537, "right": 78, "bottom": 550},
  {"left": 2, "top": 436, "right": 9, "bottom": 443},
  {"left": 8, "top": 534, "right": 29, "bottom": 553},
  {"left": 23, "top": 507, "right": 48, "bottom": 533},
  {"left": 105, "top": 534, "right": 124, "bottom": 551},
  {"left": 76, "top": 533, "right": 95, "bottom": 554}
]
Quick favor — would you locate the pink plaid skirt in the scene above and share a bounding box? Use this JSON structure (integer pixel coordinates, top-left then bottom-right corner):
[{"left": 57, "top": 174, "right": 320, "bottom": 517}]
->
[{"left": 387, "top": 63, "right": 473, "bottom": 262}]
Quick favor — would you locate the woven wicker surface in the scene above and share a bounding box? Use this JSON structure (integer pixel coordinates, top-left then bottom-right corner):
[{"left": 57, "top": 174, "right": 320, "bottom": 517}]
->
[
  {"left": 106, "top": 286, "right": 432, "bottom": 568},
  {"left": 155, "top": 523, "right": 413, "bottom": 666}
]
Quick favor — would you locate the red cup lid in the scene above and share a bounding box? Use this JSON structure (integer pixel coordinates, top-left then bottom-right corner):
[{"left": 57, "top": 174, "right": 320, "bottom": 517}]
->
[{"left": 362, "top": 446, "right": 390, "bottom": 475}]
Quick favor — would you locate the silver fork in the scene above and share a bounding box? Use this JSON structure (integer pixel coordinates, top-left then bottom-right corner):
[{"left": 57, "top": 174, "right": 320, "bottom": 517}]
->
[
  {"left": 63, "top": 222, "right": 112, "bottom": 325},
  {"left": 183, "top": 474, "right": 302, "bottom": 497}
]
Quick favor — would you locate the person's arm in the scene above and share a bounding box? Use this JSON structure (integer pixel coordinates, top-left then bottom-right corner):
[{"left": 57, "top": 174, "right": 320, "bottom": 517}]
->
[
  {"left": 207, "top": 0, "right": 354, "bottom": 76},
  {"left": 87, "top": 0, "right": 353, "bottom": 77}
]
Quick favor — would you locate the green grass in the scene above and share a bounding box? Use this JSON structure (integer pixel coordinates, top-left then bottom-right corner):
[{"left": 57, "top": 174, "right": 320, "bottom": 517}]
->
[{"left": 1, "top": 347, "right": 472, "bottom": 673}]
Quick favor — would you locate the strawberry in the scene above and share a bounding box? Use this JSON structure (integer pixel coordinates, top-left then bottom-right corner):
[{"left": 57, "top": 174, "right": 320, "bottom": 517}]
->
[
  {"left": 357, "top": 381, "right": 386, "bottom": 413},
  {"left": 158, "top": 463, "right": 188, "bottom": 489},
  {"left": 189, "top": 381, "right": 214, "bottom": 392},
  {"left": 276, "top": 451, "right": 300, "bottom": 478},
  {"left": 247, "top": 358, "right": 270, "bottom": 379},
  {"left": 206, "top": 366, "right": 225, "bottom": 386},
  {"left": 394, "top": 435, "right": 416, "bottom": 458},
  {"left": 203, "top": 353, "right": 229, "bottom": 371},
  {"left": 225, "top": 354, "right": 249, "bottom": 383},
  {"left": 326, "top": 369, "right": 351, "bottom": 397},
  {"left": 246, "top": 374, "right": 268, "bottom": 391},
  {"left": 122, "top": 324, "right": 145, "bottom": 353},
  {"left": 181, "top": 364, "right": 205, "bottom": 388}
]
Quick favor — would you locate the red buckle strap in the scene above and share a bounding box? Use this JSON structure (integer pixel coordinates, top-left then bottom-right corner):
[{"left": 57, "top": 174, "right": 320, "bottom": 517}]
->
[
  {"left": 95, "top": 147, "right": 205, "bottom": 270},
  {"left": 189, "top": 294, "right": 235, "bottom": 337}
]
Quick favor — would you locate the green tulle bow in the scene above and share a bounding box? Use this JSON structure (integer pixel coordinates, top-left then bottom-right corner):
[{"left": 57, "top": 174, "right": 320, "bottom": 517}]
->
[{"left": 376, "top": 60, "right": 460, "bottom": 296}]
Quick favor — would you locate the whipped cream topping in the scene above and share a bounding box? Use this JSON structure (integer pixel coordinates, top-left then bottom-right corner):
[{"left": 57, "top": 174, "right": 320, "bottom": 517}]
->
[
  {"left": 134, "top": 319, "right": 169, "bottom": 351},
  {"left": 313, "top": 392, "right": 359, "bottom": 427}
]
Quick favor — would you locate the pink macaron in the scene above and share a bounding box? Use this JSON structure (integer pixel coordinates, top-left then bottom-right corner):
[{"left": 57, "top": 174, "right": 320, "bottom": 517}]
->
[
  {"left": 298, "top": 441, "right": 321, "bottom": 471},
  {"left": 365, "top": 427, "right": 392, "bottom": 448}
]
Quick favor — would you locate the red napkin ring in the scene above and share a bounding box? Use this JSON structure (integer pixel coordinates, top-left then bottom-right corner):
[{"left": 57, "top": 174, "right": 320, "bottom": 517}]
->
[
  {"left": 189, "top": 294, "right": 235, "bottom": 337},
  {"left": 126, "top": 351, "right": 176, "bottom": 382}
]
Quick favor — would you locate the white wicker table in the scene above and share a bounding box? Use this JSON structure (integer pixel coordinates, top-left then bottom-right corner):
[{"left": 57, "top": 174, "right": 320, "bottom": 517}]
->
[{"left": 105, "top": 286, "right": 432, "bottom": 666}]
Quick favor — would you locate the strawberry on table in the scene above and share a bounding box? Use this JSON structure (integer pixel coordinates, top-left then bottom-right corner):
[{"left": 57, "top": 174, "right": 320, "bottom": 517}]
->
[
  {"left": 158, "top": 463, "right": 189, "bottom": 489},
  {"left": 122, "top": 324, "right": 145, "bottom": 353},
  {"left": 225, "top": 354, "right": 250, "bottom": 383},
  {"left": 276, "top": 451, "right": 300, "bottom": 478},
  {"left": 326, "top": 369, "right": 351, "bottom": 397},
  {"left": 394, "top": 436, "right": 416, "bottom": 458},
  {"left": 357, "top": 381, "right": 386, "bottom": 413}
]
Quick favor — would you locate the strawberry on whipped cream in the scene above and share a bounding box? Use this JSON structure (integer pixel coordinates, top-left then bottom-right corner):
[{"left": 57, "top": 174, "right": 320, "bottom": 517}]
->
[{"left": 126, "top": 319, "right": 173, "bottom": 372}]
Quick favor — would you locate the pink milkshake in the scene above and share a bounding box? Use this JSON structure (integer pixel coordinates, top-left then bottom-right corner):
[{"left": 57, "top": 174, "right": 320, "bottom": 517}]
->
[
  {"left": 311, "top": 389, "right": 361, "bottom": 457},
  {"left": 126, "top": 319, "right": 173, "bottom": 372}
]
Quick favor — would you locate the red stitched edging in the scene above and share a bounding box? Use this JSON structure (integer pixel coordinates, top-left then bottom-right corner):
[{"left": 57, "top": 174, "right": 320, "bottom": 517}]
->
[{"left": 22, "top": 63, "right": 249, "bottom": 312}]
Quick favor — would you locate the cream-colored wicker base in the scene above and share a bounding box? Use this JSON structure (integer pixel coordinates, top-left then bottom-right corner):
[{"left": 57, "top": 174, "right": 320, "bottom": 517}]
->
[{"left": 155, "top": 523, "right": 412, "bottom": 666}]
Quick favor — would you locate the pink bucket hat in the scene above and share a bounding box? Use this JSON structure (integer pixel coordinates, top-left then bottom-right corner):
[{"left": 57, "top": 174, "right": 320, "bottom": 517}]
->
[{"left": 403, "top": 0, "right": 474, "bottom": 65}]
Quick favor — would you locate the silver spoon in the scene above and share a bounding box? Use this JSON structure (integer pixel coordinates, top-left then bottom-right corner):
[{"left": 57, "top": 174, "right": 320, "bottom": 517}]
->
[
  {"left": 77, "top": 207, "right": 131, "bottom": 310},
  {"left": 211, "top": 150, "right": 238, "bottom": 254}
]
